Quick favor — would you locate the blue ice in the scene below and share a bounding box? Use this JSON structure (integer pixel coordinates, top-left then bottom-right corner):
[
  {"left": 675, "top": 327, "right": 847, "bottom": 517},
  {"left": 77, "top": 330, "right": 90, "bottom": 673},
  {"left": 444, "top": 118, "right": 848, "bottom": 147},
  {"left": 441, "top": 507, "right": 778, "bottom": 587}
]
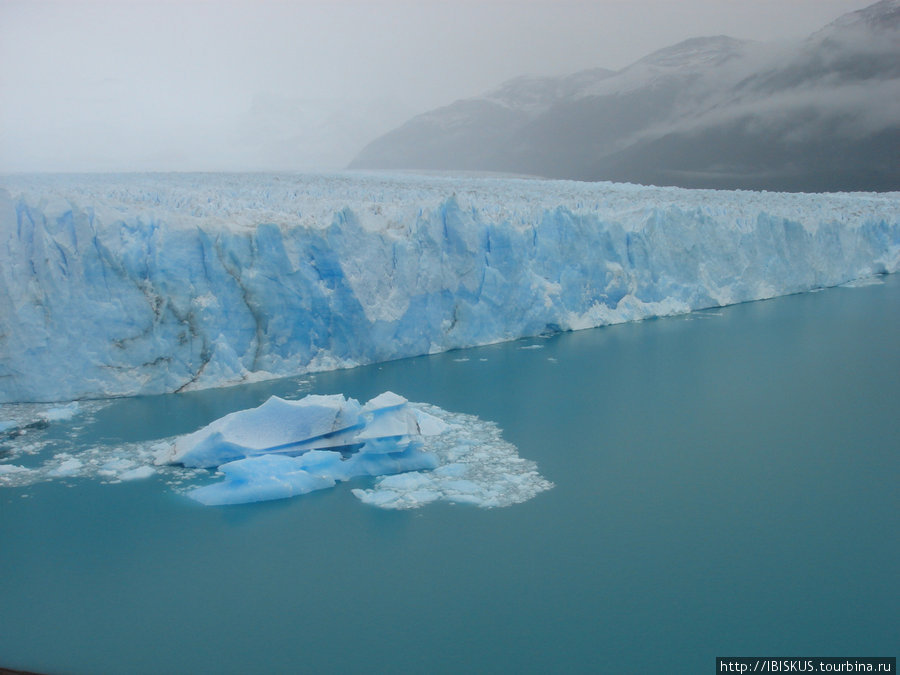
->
[
  {"left": 174, "top": 392, "right": 444, "bottom": 506},
  {"left": 2, "top": 173, "right": 897, "bottom": 404}
]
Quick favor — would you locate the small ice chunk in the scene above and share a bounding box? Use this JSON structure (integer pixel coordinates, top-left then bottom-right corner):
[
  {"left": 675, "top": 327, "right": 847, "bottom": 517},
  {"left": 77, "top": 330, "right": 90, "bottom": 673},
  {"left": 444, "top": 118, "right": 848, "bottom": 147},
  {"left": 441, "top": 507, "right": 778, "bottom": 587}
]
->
[
  {"left": 377, "top": 472, "right": 433, "bottom": 491},
  {"left": 406, "top": 490, "right": 441, "bottom": 505},
  {"left": 446, "top": 493, "right": 483, "bottom": 505},
  {"left": 119, "top": 466, "right": 155, "bottom": 481},
  {"left": 412, "top": 408, "right": 449, "bottom": 436},
  {"left": 40, "top": 402, "right": 81, "bottom": 422},
  {"left": 362, "top": 391, "right": 408, "bottom": 412},
  {"left": 101, "top": 458, "right": 136, "bottom": 472},
  {"left": 152, "top": 442, "right": 176, "bottom": 465},
  {"left": 49, "top": 458, "right": 83, "bottom": 477},
  {"left": 0, "top": 420, "right": 17, "bottom": 434},
  {"left": 345, "top": 446, "right": 439, "bottom": 477},
  {"left": 432, "top": 463, "right": 468, "bottom": 478},
  {"left": 443, "top": 443, "right": 473, "bottom": 461},
  {"left": 0, "top": 464, "right": 31, "bottom": 475},
  {"left": 357, "top": 405, "right": 447, "bottom": 440},
  {"left": 357, "top": 437, "right": 414, "bottom": 455},
  {"left": 356, "top": 406, "right": 419, "bottom": 439},
  {"left": 442, "top": 479, "right": 481, "bottom": 494},
  {"left": 842, "top": 276, "right": 885, "bottom": 288},
  {"left": 352, "top": 483, "right": 442, "bottom": 509},
  {"left": 351, "top": 488, "right": 401, "bottom": 507}
]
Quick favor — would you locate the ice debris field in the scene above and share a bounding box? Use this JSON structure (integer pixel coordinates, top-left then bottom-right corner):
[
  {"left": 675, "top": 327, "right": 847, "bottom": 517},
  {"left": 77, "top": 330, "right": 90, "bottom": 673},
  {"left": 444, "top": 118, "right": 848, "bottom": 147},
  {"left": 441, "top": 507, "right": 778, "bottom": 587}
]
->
[
  {"left": 169, "top": 391, "right": 552, "bottom": 508},
  {"left": 1, "top": 172, "right": 898, "bottom": 404},
  {"left": 0, "top": 391, "right": 553, "bottom": 509}
]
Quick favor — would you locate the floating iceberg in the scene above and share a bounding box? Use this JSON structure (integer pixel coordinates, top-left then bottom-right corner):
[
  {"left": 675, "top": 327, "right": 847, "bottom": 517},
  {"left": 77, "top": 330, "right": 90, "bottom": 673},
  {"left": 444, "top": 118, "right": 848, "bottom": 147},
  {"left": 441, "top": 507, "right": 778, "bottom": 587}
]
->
[
  {"left": 0, "top": 392, "right": 547, "bottom": 509},
  {"left": 170, "top": 391, "right": 548, "bottom": 509},
  {"left": 1, "top": 172, "right": 897, "bottom": 403},
  {"left": 188, "top": 455, "right": 339, "bottom": 506},
  {"left": 172, "top": 391, "right": 444, "bottom": 506},
  {"left": 169, "top": 394, "right": 365, "bottom": 468}
]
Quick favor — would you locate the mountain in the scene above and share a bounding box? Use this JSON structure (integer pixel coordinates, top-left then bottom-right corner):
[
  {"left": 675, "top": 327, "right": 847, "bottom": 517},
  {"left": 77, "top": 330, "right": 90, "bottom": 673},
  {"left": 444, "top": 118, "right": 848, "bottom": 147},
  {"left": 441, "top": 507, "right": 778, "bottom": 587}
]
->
[
  {"left": 346, "top": 68, "right": 616, "bottom": 175},
  {"left": 350, "top": 0, "right": 900, "bottom": 192}
]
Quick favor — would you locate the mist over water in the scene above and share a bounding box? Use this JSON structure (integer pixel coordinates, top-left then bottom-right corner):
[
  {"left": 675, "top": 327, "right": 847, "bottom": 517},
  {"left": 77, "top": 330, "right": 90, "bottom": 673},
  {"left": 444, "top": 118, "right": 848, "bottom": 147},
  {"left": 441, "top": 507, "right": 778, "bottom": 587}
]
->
[{"left": 2, "top": 277, "right": 897, "bottom": 674}]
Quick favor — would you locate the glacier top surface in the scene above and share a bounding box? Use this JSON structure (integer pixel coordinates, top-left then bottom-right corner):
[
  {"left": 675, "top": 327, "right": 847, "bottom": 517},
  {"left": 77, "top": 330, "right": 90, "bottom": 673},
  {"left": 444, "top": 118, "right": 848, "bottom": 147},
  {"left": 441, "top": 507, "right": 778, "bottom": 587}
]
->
[{"left": 2, "top": 171, "right": 897, "bottom": 237}]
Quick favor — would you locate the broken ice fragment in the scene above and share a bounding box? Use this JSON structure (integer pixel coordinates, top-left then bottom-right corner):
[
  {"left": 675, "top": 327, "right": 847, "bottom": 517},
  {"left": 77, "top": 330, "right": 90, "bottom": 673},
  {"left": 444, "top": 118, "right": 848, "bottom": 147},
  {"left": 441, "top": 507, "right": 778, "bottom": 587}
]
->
[
  {"left": 188, "top": 455, "right": 337, "bottom": 506},
  {"left": 170, "top": 394, "right": 363, "bottom": 467},
  {"left": 174, "top": 391, "right": 550, "bottom": 509}
]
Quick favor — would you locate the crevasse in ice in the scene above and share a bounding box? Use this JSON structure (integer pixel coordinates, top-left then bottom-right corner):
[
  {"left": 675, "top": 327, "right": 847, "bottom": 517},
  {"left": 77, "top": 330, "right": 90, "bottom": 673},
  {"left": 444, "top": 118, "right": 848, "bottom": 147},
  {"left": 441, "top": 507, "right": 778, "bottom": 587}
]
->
[{"left": 1, "top": 172, "right": 898, "bottom": 403}]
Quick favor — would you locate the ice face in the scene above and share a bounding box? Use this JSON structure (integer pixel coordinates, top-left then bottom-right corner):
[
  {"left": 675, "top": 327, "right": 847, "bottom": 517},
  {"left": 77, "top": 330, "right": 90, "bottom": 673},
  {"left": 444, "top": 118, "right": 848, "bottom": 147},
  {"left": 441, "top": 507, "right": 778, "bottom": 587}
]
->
[{"left": 1, "top": 172, "right": 898, "bottom": 403}]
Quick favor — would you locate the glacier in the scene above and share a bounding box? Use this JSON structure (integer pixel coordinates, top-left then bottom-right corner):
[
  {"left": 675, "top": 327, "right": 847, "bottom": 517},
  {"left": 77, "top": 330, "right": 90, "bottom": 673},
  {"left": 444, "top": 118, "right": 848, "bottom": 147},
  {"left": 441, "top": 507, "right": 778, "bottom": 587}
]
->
[{"left": 1, "top": 172, "right": 898, "bottom": 403}]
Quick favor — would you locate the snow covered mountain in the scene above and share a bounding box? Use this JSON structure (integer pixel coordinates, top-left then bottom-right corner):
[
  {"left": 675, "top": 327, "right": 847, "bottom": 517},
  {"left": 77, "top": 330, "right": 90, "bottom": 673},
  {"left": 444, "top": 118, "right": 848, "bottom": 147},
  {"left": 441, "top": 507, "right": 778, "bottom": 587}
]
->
[
  {"left": 1, "top": 172, "right": 897, "bottom": 403},
  {"left": 350, "top": 0, "right": 900, "bottom": 192}
]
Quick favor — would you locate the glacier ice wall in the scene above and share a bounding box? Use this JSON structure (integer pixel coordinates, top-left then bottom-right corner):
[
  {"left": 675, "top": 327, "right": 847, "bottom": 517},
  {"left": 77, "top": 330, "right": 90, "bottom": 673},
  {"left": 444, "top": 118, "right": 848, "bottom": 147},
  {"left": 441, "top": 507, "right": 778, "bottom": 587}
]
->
[{"left": 1, "top": 172, "right": 898, "bottom": 403}]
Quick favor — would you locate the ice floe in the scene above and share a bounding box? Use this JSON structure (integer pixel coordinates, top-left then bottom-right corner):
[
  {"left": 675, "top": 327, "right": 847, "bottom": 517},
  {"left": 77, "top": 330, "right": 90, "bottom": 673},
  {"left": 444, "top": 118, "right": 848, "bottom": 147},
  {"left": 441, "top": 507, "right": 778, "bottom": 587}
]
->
[
  {"left": 170, "top": 391, "right": 548, "bottom": 509},
  {"left": 0, "top": 391, "right": 552, "bottom": 511}
]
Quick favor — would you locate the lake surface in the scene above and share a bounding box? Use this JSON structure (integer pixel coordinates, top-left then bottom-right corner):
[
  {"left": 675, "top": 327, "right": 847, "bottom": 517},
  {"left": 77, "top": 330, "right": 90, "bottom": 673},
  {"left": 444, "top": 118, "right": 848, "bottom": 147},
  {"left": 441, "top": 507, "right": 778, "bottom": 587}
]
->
[{"left": 2, "top": 277, "right": 898, "bottom": 674}]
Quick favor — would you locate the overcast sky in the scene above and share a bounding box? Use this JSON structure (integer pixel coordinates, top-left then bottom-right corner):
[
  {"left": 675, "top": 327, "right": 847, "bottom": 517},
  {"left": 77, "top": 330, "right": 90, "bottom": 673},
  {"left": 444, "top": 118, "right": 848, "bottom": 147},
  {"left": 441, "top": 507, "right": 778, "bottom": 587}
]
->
[{"left": 0, "top": 0, "right": 878, "bottom": 172}]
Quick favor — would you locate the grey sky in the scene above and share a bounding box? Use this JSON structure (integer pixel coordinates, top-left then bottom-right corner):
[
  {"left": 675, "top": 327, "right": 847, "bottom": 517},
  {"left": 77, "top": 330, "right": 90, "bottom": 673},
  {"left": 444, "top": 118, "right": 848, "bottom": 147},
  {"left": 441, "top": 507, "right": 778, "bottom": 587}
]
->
[{"left": 0, "top": 0, "right": 878, "bottom": 172}]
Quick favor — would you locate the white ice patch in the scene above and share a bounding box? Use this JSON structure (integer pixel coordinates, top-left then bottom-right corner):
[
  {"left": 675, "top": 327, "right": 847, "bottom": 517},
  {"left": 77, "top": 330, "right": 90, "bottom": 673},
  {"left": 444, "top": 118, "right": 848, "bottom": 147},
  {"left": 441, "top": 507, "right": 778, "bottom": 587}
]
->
[
  {"left": 0, "top": 464, "right": 30, "bottom": 475},
  {"left": 841, "top": 275, "right": 886, "bottom": 288},
  {"left": 350, "top": 404, "right": 553, "bottom": 509},
  {"left": 40, "top": 402, "right": 81, "bottom": 422},
  {"left": 48, "top": 457, "right": 83, "bottom": 477},
  {"left": 0, "top": 399, "right": 192, "bottom": 489},
  {"left": 0, "top": 440, "right": 180, "bottom": 488},
  {"left": 0, "top": 399, "right": 101, "bottom": 436},
  {"left": 119, "top": 465, "right": 156, "bottom": 481}
]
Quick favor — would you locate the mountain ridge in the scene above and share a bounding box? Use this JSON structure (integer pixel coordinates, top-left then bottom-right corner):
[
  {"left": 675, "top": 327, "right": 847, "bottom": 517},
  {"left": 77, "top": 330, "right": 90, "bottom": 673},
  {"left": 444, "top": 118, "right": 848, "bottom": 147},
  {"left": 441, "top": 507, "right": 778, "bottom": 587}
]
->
[{"left": 350, "top": 1, "right": 900, "bottom": 192}]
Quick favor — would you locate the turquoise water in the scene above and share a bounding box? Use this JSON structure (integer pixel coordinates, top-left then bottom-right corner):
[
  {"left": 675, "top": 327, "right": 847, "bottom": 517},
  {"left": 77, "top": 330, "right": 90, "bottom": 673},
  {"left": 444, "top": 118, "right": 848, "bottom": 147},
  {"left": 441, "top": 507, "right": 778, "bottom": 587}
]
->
[{"left": 2, "top": 277, "right": 898, "bottom": 674}]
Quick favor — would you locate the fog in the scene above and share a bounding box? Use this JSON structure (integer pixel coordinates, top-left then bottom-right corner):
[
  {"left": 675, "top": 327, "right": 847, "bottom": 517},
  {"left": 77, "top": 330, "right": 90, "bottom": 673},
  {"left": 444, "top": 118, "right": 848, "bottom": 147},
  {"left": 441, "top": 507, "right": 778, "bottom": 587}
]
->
[{"left": 0, "top": 0, "right": 878, "bottom": 172}]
